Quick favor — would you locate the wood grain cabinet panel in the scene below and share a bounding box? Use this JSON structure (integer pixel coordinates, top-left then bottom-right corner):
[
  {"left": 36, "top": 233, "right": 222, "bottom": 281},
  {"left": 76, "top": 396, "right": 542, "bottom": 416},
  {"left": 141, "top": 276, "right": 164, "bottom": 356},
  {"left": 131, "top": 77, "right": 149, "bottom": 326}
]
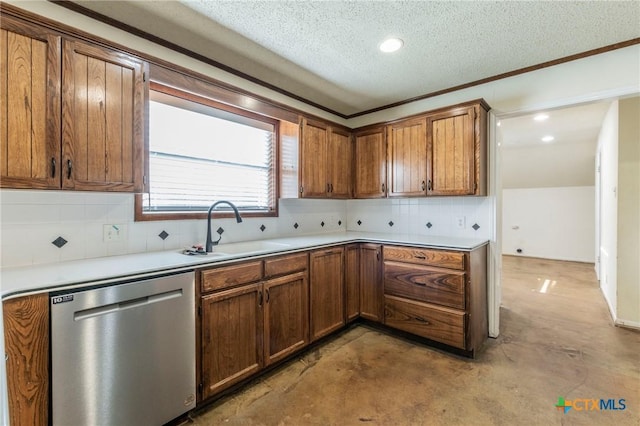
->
[
  {"left": 384, "top": 246, "right": 465, "bottom": 270},
  {"left": 345, "top": 244, "right": 360, "bottom": 322},
  {"left": 201, "top": 283, "right": 263, "bottom": 399},
  {"left": 359, "top": 243, "right": 382, "bottom": 322},
  {"left": 387, "top": 118, "right": 427, "bottom": 197},
  {"left": 62, "top": 39, "right": 144, "bottom": 192},
  {"left": 3, "top": 294, "right": 50, "bottom": 426},
  {"left": 263, "top": 271, "right": 309, "bottom": 365},
  {"left": 0, "top": 17, "right": 61, "bottom": 189},
  {"left": 384, "top": 295, "right": 466, "bottom": 349},
  {"left": 200, "top": 261, "right": 263, "bottom": 292},
  {"left": 353, "top": 127, "right": 387, "bottom": 198},
  {"left": 309, "top": 247, "right": 345, "bottom": 341},
  {"left": 383, "top": 244, "right": 487, "bottom": 355},
  {"left": 264, "top": 252, "right": 308, "bottom": 278},
  {"left": 384, "top": 261, "right": 466, "bottom": 310},
  {"left": 299, "top": 118, "right": 351, "bottom": 198},
  {"left": 427, "top": 104, "right": 486, "bottom": 196},
  {"left": 1, "top": 15, "right": 146, "bottom": 192}
]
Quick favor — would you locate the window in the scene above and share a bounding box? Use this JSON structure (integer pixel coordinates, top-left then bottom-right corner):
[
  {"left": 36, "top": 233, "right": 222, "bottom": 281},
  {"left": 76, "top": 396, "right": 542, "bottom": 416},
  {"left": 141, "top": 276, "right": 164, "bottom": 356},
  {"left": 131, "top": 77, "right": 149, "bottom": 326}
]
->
[{"left": 137, "top": 84, "right": 278, "bottom": 220}]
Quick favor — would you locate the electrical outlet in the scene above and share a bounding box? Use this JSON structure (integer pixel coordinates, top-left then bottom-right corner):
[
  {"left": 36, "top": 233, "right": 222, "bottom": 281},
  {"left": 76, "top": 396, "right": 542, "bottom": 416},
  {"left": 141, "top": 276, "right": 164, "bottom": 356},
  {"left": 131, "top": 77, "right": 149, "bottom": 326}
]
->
[
  {"left": 455, "top": 216, "right": 466, "bottom": 229},
  {"left": 103, "top": 224, "right": 126, "bottom": 242}
]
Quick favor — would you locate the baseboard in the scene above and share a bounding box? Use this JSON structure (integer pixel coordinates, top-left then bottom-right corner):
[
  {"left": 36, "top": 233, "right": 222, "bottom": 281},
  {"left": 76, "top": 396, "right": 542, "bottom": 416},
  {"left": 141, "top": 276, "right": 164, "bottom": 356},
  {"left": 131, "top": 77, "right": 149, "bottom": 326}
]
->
[
  {"left": 600, "top": 287, "right": 617, "bottom": 324},
  {"left": 614, "top": 318, "right": 640, "bottom": 331}
]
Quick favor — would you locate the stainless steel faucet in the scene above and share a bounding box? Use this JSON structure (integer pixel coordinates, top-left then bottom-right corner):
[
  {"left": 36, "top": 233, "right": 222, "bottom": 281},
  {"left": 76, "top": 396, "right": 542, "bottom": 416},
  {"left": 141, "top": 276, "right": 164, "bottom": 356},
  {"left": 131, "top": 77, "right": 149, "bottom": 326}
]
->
[{"left": 206, "top": 201, "right": 243, "bottom": 252}]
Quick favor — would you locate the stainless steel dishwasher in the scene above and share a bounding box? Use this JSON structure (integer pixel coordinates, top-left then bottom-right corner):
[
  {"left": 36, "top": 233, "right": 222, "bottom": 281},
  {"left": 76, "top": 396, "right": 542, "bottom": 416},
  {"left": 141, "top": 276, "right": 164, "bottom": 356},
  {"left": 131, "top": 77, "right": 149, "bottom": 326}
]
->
[{"left": 51, "top": 271, "right": 196, "bottom": 426}]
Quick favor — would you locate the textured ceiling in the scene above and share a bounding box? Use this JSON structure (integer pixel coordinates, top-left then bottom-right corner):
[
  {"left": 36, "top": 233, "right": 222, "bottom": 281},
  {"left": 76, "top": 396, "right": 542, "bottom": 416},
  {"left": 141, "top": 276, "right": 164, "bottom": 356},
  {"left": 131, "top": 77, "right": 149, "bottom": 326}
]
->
[{"left": 69, "top": 1, "right": 639, "bottom": 117}]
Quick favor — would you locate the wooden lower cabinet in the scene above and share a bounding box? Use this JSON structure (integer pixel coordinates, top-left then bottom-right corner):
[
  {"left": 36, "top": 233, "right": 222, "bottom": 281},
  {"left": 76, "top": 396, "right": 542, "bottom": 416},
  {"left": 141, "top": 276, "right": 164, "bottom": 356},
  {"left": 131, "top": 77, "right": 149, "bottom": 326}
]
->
[
  {"left": 3, "top": 294, "right": 50, "bottom": 426},
  {"left": 345, "top": 244, "right": 360, "bottom": 322},
  {"left": 201, "top": 283, "right": 263, "bottom": 399},
  {"left": 383, "top": 244, "right": 488, "bottom": 355},
  {"left": 263, "top": 271, "right": 309, "bottom": 365},
  {"left": 359, "top": 243, "right": 382, "bottom": 322},
  {"left": 200, "top": 253, "right": 310, "bottom": 400},
  {"left": 309, "top": 247, "right": 345, "bottom": 341},
  {"left": 384, "top": 295, "right": 466, "bottom": 349}
]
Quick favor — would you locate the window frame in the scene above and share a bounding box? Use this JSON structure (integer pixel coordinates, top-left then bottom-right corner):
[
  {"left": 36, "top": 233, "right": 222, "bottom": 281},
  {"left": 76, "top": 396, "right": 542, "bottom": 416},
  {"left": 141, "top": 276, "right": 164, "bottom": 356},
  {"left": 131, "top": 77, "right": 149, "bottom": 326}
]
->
[{"left": 135, "top": 82, "right": 280, "bottom": 221}]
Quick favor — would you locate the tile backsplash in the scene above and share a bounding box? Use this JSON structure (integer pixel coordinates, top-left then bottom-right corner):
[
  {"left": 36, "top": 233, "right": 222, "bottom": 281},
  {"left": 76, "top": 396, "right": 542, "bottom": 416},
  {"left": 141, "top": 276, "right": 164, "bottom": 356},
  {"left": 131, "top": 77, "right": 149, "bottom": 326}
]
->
[{"left": 0, "top": 190, "right": 493, "bottom": 267}]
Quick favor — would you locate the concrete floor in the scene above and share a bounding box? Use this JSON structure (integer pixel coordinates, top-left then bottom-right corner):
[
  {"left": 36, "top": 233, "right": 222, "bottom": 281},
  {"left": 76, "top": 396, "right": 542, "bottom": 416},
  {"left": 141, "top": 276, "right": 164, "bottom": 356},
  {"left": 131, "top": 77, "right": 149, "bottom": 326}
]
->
[{"left": 191, "top": 256, "right": 640, "bottom": 425}]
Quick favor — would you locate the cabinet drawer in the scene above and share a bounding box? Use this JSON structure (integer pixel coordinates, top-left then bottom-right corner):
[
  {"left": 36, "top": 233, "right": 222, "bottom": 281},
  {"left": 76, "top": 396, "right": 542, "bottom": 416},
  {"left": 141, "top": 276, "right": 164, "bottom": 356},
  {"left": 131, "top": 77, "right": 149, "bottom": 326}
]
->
[
  {"left": 264, "top": 252, "right": 308, "bottom": 278},
  {"left": 384, "top": 246, "right": 465, "bottom": 270},
  {"left": 384, "top": 261, "right": 465, "bottom": 309},
  {"left": 384, "top": 295, "right": 465, "bottom": 349},
  {"left": 200, "top": 261, "right": 263, "bottom": 293}
]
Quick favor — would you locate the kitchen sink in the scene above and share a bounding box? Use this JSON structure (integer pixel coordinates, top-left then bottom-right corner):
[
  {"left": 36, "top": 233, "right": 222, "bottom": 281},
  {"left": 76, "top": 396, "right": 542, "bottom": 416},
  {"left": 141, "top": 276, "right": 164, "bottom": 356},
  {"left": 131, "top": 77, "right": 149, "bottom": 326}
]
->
[
  {"left": 214, "top": 240, "right": 291, "bottom": 255},
  {"left": 182, "top": 241, "right": 291, "bottom": 256}
]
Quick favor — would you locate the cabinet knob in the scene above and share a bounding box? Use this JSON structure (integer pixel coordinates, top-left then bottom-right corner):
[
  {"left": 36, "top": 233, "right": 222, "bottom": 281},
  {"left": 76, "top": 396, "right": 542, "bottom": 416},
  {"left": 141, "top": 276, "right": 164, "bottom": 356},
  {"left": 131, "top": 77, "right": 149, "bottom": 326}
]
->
[
  {"left": 427, "top": 180, "right": 432, "bottom": 191},
  {"left": 66, "top": 159, "right": 73, "bottom": 179},
  {"left": 421, "top": 180, "right": 426, "bottom": 191},
  {"left": 381, "top": 183, "right": 386, "bottom": 193}
]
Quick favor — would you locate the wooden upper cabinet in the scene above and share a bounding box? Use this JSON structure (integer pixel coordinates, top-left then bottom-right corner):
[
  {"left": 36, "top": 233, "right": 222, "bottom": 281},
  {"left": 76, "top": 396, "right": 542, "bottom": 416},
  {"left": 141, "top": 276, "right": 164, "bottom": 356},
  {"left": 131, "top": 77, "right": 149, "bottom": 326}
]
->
[
  {"left": 354, "top": 126, "right": 387, "bottom": 198},
  {"left": 62, "top": 39, "right": 144, "bottom": 192},
  {"left": 299, "top": 117, "right": 328, "bottom": 197},
  {"left": 0, "top": 17, "right": 61, "bottom": 189},
  {"left": 427, "top": 104, "right": 486, "bottom": 196},
  {"left": 387, "top": 117, "right": 427, "bottom": 197},
  {"left": 327, "top": 127, "right": 352, "bottom": 198},
  {"left": 299, "top": 117, "right": 351, "bottom": 198},
  {"left": 1, "top": 15, "right": 145, "bottom": 193}
]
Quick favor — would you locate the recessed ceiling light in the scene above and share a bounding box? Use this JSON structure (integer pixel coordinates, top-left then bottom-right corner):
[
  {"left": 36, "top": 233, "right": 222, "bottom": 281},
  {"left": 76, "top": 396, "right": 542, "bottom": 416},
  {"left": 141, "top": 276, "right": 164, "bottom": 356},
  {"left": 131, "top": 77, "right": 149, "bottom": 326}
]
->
[
  {"left": 379, "top": 38, "right": 404, "bottom": 53},
  {"left": 541, "top": 135, "right": 555, "bottom": 142},
  {"left": 534, "top": 113, "right": 549, "bottom": 121}
]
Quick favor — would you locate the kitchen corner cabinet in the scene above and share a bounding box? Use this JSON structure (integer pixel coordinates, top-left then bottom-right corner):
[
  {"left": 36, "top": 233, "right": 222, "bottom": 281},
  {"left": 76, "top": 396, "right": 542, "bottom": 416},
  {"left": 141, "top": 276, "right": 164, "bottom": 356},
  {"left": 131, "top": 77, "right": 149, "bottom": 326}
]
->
[
  {"left": 310, "top": 247, "right": 345, "bottom": 341},
  {"left": 382, "top": 244, "right": 488, "bottom": 355},
  {"left": 427, "top": 102, "right": 488, "bottom": 196},
  {"left": 359, "top": 243, "right": 383, "bottom": 322},
  {"left": 299, "top": 118, "right": 351, "bottom": 198},
  {"left": 0, "top": 15, "right": 145, "bottom": 192},
  {"left": 345, "top": 244, "right": 360, "bottom": 322},
  {"left": 387, "top": 117, "right": 428, "bottom": 197},
  {"left": 354, "top": 126, "right": 387, "bottom": 198},
  {"left": 199, "top": 253, "right": 309, "bottom": 400},
  {"left": 3, "top": 294, "right": 50, "bottom": 426}
]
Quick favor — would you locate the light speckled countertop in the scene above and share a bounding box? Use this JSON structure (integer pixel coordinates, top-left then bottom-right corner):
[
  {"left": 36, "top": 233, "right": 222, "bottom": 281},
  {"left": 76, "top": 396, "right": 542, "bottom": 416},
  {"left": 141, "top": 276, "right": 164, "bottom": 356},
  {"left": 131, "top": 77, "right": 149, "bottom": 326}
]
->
[{"left": 0, "top": 231, "right": 488, "bottom": 299}]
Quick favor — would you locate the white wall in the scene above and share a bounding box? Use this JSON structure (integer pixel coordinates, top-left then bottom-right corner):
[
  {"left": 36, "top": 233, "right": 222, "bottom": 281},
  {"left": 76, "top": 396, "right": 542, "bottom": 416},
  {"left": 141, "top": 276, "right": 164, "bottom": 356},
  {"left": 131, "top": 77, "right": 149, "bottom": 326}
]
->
[
  {"left": 597, "top": 101, "right": 619, "bottom": 318},
  {"left": 502, "top": 187, "right": 595, "bottom": 262},
  {"left": 616, "top": 97, "right": 640, "bottom": 326}
]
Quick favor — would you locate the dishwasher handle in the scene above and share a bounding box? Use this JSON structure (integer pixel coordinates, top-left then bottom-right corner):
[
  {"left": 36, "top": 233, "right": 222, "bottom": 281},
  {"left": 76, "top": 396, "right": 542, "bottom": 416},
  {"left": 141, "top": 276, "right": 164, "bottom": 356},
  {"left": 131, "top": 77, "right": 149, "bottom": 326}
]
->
[{"left": 74, "top": 288, "right": 183, "bottom": 321}]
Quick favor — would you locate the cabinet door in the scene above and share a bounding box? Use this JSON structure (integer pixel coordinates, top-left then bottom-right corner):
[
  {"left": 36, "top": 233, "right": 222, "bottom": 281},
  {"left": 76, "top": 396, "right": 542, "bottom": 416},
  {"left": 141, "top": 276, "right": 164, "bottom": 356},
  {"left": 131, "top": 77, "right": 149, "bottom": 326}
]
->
[
  {"left": 427, "top": 106, "right": 475, "bottom": 195},
  {"left": 201, "top": 283, "right": 263, "bottom": 399},
  {"left": 263, "top": 271, "right": 309, "bottom": 365},
  {"left": 345, "top": 244, "right": 360, "bottom": 322},
  {"left": 387, "top": 118, "right": 427, "bottom": 197},
  {"left": 0, "top": 18, "right": 60, "bottom": 189},
  {"left": 360, "top": 243, "right": 382, "bottom": 322},
  {"left": 3, "top": 294, "right": 50, "bottom": 426},
  {"left": 309, "top": 247, "right": 345, "bottom": 341},
  {"left": 62, "top": 39, "right": 144, "bottom": 192},
  {"left": 353, "top": 127, "right": 387, "bottom": 198},
  {"left": 327, "top": 127, "right": 352, "bottom": 198},
  {"left": 299, "top": 118, "right": 328, "bottom": 197}
]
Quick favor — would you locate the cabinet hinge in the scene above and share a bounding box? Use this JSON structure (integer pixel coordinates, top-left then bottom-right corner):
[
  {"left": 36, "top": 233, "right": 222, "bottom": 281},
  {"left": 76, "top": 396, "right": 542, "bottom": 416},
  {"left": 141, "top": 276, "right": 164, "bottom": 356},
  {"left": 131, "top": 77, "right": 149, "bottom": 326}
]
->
[
  {"left": 300, "top": 185, "right": 304, "bottom": 194},
  {"left": 198, "top": 382, "right": 203, "bottom": 395},
  {"left": 197, "top": 305, "right": 202, "bottom": 316},
  {"left": 474, "top": 182, "right": 477, "bottom": 192},
  {"left": 143, "top": 71, "right": 147, "bottom": 82},
  {"left": 143, "top": 175, "right": 148, "bottom": 186}
]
